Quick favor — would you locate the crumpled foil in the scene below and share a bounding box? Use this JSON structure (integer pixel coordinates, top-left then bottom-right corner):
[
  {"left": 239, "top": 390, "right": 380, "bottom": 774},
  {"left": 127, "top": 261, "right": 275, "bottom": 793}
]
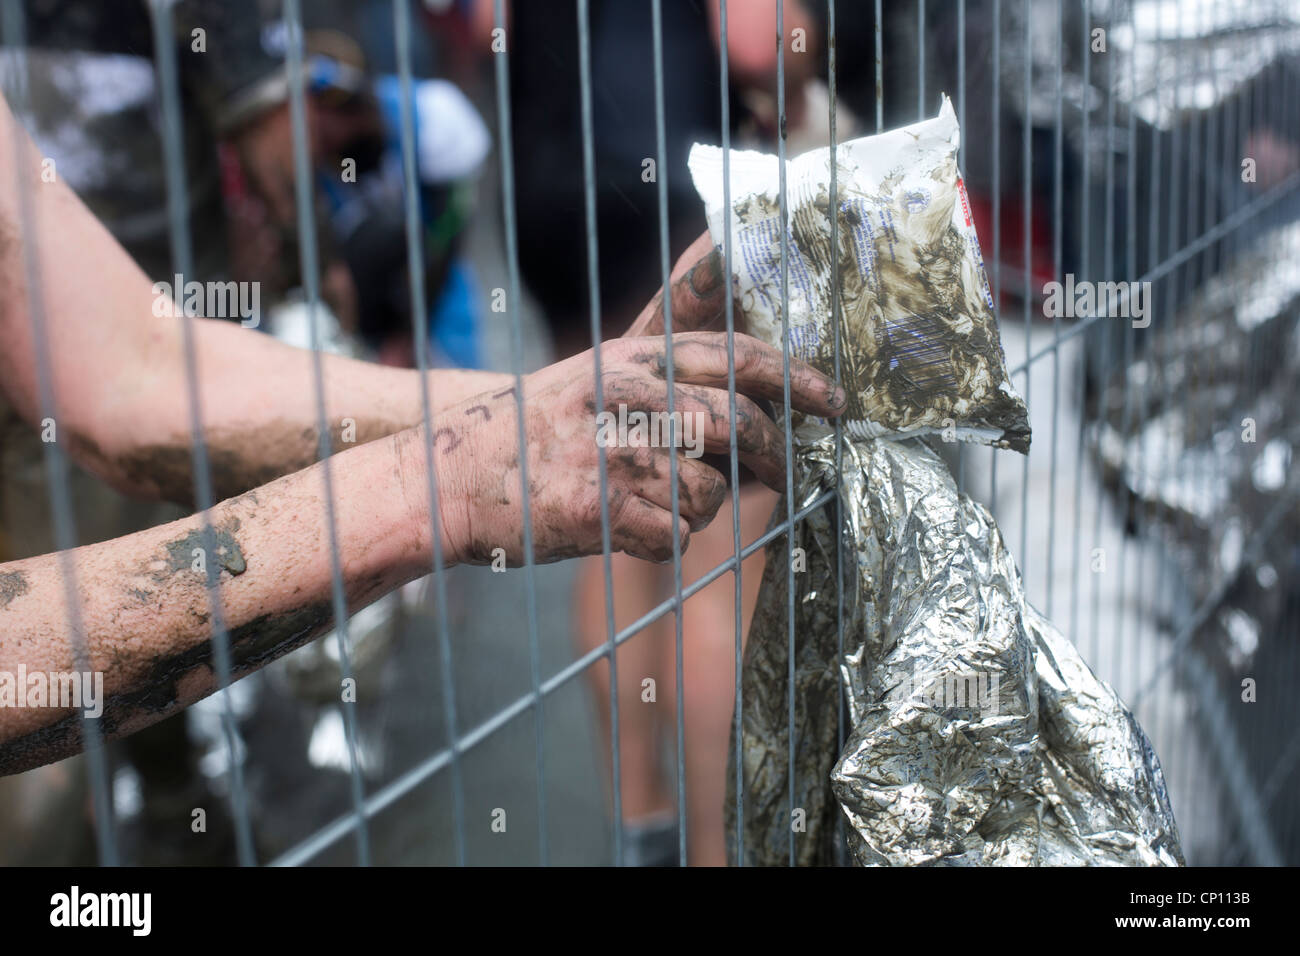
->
[{"left": 727, "top": 424, "right": 1184, "bottom": 866}]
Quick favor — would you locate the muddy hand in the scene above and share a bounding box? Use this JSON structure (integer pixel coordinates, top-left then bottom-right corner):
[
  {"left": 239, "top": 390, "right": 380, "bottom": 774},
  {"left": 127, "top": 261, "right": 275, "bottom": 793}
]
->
[
  {"left": 432, "top": 332, "right": 848, "bottom": 566},
  {"left": 624, "top": 231, "right": 732, "bottom": 338}
]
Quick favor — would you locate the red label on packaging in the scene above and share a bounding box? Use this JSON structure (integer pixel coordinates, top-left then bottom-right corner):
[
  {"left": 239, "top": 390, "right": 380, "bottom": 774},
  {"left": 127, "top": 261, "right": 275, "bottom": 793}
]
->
[{"left": 957, "top": 175, "right": 973, "bottom": 228}]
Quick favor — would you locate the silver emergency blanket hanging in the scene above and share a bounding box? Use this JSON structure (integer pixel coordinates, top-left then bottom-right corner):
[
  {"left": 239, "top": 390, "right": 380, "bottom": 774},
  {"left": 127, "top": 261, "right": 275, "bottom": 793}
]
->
[
  {"left": 691, "top": 101, "right": 1183, "bottom": 867},
  {"left": 729, "top": 428, "right": 1183, "bottom": 866}
]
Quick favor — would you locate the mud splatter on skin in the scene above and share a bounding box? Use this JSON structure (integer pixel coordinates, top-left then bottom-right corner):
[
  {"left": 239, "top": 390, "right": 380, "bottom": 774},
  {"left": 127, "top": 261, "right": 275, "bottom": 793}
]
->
[
  {"left": 160, "top": 519, "right": 246, "bottom": 577},
  {"left": 646, "top": 351, "right": 682, "bottom": 381},
  {"left": 0, "top": 601, "right": 334, "bottom": 777},
  {"left": 593, "top": 359, "right": 786, "bottom": 488},
  {"left": 634, "top": 249, "right": 726, "bottom": 337},
  {"left": 0, "top": 570, "right": 28, "bottom": 609},
  {"left": 1, "top": 458, "right": 405, "bottom": 774},
  {"left": 118, "top": 517, "right": 247, "bottom": 629},
  {"left": 70, "top": 417, "right": 409, "bottom": 506},
  {"left": 684, "top": 248, "right": 725, "bottom": 300},
  {"left": 457, "top": 323, "right": 746, "bottom": 566},
  {"left": 128, "top": 602, "right": 334, "bottom": 717}
]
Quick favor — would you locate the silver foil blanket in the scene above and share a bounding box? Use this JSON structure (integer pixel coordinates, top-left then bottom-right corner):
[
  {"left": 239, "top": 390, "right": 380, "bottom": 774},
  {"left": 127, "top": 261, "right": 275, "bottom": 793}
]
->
[{"left": 726, "top": 427, "right": 1184, "bottom": 866}]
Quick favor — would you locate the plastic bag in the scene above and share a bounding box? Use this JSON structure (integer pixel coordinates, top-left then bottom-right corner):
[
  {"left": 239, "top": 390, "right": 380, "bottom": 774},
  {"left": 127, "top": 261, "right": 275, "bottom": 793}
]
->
[{"left": 689, "top": 96, "right": 1029, "bottom": 451}]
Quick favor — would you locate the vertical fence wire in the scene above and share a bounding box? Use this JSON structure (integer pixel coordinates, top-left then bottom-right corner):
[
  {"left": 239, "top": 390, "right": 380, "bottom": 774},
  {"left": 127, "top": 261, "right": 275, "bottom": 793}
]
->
[
  {"left": 1133, "top": 0, "right": 1163, "bottom": 751},
  {"left": 989, "top": 0, "right": 1002, "bottom": 518},
  {"left": 282, "top": 0, "right": 371, "bottom": 866},
  {"left": 773, "top": 0, "right": 800, "bottom": 869},
  {"left": 1112, "top": 0, "right": 1138, "bottom": 699},
  {"left": 392, "top": 0, "right": 466, "bottom": 867},
  {"left": 1228, "top": 9, "right": 1254, "bottom": 862},
  {"left": 1147, "top": 0, "right": 1173, "bottom": 764},
  {"left": 1019, "top": 0, "right": 1032, "bottom": 572},
  {"left": 1201, "top": 14, "right": 1228, "bottom": 816},
  {"left": 1166, "top": 1, "right": 1190, "bottom": 827},
  {"left": 490, "top": 0, "right": 548, "bottom": 866},
  {"left": 1091, "top": 0, "right": 1117, "bottom": 672},
  {"left": 875, "top": 0, "right": 883, "bottom": 132},
  {"left": 717, "top": 0, "right": 749, "bottom": 868},
  {"left": 1068, "top": 0, "right": 1091, "bottom": 652},
  {"left": 1181, "top": 1, "right": 1210, "bottom": 814},
  {"left": 148, "top": 0, "right": 255, "bottom": 866},
  {"left": 1190, "top": 0, "right": 1221, "bottom": 846},
  {"left": 574, "top": 0, "right": 623, "bottom": 869},
  {"left": 918, "top": 0, "right": 926, "bottom": 118},
  {"left": 956, "top": 0, "right": 967, "bottom": 495},
  {"left": 1046, "top": 0, "right": 1063, "bottom": 619},
  {"left": 0, "top": 0, "right": 118, "bottom": 868},
  {"left": 828, "top": 0, "right": 846, "bottom": 858},
  {"left": 647, "top": 0, "right": 689, "bottom": 867}
]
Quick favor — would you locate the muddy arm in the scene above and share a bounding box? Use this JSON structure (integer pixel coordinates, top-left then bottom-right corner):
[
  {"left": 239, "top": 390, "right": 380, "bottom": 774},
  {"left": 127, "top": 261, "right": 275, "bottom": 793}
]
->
[
  {"left": 0, "top": 424, "right": 451, "bottom": 776},
  {"left": 0, "top": 96, "right": 508, "bottom": 506}
]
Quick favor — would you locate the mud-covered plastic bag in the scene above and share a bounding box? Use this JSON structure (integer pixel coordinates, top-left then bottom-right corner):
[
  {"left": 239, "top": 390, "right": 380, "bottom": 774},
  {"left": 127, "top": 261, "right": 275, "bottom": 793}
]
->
[{"left": 689, "top": 96, "right": 1029, "bottom": 451}]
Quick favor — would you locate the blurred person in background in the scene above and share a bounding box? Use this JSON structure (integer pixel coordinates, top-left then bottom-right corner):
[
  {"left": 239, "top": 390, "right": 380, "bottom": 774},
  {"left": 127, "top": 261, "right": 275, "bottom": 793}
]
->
[
  {"left": 471, "top": 0, "right": 823, "bottom": 866},
  {"left": 301, "top": 27, "right": 491, "bottom": 368}
]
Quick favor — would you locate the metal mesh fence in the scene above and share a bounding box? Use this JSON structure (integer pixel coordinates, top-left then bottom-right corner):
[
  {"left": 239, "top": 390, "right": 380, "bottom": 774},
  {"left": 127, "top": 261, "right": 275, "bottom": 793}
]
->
[{"left": 1, "top": 0, "right": 1297, "bottom": 866}]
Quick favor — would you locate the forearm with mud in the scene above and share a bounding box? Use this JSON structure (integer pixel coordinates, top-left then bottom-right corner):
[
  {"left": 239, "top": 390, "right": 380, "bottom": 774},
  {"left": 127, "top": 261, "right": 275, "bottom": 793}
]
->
[
  {"left": 0, "top": 426, "right": 447, "bottom": 776},
  {"left": 0, "top": 96, "right": 508, "bottom": 506},
  {"left": 73, "top": 320, "right": 511, "bottom": 504}
]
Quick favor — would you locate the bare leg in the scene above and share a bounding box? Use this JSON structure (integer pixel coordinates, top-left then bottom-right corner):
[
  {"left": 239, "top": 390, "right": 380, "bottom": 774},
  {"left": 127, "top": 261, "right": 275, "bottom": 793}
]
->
[
  {"left": 571, "top": 552, "right": 674, "bottom": 825},
  {"left": 572, "top": 484, "right": 777, "bottom": 865},
  {"left": 665, "top": 484, "right": 778, "bottom": 866}
]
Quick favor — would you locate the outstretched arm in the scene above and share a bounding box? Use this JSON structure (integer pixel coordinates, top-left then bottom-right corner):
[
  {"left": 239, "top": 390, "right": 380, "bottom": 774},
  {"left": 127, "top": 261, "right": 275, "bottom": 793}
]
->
[
  {"left": 0, "top": 427, "right": 437, "bottom": 776},
  {"left": 0, "top": 95, "right": 509, "bottom": 506}
]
